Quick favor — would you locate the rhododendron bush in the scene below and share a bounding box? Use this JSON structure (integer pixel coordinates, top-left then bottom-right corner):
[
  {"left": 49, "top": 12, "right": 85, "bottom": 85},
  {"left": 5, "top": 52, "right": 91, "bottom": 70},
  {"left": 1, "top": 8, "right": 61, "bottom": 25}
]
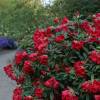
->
[{"left": 4, "top": 13, "right": 100, "bottom": 100}]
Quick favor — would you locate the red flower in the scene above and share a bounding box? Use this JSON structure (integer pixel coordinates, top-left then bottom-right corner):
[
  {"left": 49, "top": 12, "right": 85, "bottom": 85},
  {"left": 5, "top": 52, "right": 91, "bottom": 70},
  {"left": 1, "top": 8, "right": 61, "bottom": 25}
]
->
[
  {"left": 39, "top": 55, "right": 48, "bottom": 65},
  {"left": 34, "top": 88, "right": 43, "bottom": 98},
  {"left": 89, "top": 50, "right": 100, "bottom": 64},
  {"left": 74, "top": 61, "right": 86, "bottom": 77},
  {"left": 81, "top": 80, "right": 100, "bottom": 93},
  {"left": 22, "top": 51, "right": 28, "bottom": 58},
  {"left": 95, "top": 95, "right": 100, "bottom": 100},
  {"left": 33, "top": 29, "right": 48, "bottom": 54},
  {"left": 13, "top": 95, "right": 22, "bottom": 100},
  {"left": 24, "top": 96, "right": 33, "bottom": 100},
  {"left": 62, "top": 90, "right": 78, "bottom": 100},
  {"left": 81, "top": 81, "right": 91, "bottom": 92},
  {"left": 54, "top": 17, "right": 59, "bottom": 24},
  {"left": 4, "top": 64, "right": 17, "bottom": 80},
  {"left": 61, "top": 25, "right": 68, "bottom": 32},
  {"left": 44, "top": 77, "right": 59, "bottom": 89},
  {"left": 15, "top": 51, "right": 25, "bottom": 65},
  {"left": 23, "top": 61, "right": 34, "bottom": 74},
  {"left": 61, "top": 17, "right": 69, "bottom": 24},
  {"left": 29, "top": 53, "right": 38, "bottom": 62},
  {"left": 80, "top": 20, "right": 94, "bottom": 35},
  {"left": 55, "top": 35, "right": 65, "bottom": 43},
  {"left": 87, "top": 37, "right": 100, "bottom": 44},
  {"left": 13, "top": 87, "right": 23, "bottom": 100},
  {"left": 72, "top": 40, "right": 84, "bottom": 50}
]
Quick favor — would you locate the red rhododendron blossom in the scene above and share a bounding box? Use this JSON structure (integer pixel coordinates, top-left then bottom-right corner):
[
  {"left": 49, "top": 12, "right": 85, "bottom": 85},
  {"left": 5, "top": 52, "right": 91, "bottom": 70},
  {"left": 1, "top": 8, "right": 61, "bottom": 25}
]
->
[
  {"left": 95, "top": 95, "right": 100, "bottom": 100},
  {"left": 60, "top": 24, "right": 68, "bottom": 32},
  {"left": 44, "top": 77, "right": 59, "bottom": 89},
  {"left": 93, "top": 13, "right": 100, "bottom": 30},
  {"left": 74, "top": 61, "right": 86, "bottom": 77},
  {"left": 81, "top": 80, "right": 100, "bottom": 93},
  {"left": 62, "top": 90, "right": 78, "bottom": 100},
  {"left": 34, "top": 88, "right": 43, "bottom": 98},
  {"left": 80, "top": 20, "right": 94, "bottom": 35},
  {"left": 13, "top": 87, "right": 23, "bottom": 100},
  {"left": 24, "top": 96, "right": 33, "bottom": 100},
  {"left": 72, "top": 40, "right": 84, "bottom": 50},
  {"left": 87, "top": 37, "right": 100, "bottom": 44},
  {"left": 15, "top": 51, "right": 24, "bottom": 65},
  {"left": 54, "top": 17, "right": 59, "bottom": 24},
  {"left": 23, "top": 61, "right": 34, "bottom": 74},
  {"left": 4, "top": 64, "right": 17, "bottom": 80},
  {"left": 89, "top": 50, "right": 100, "bottom": 64},
  {"left": 61, "top": 17, "right": 69, "bottom": 24},
  {"left": 29, "top": 53, "right": 38, "bottom": 62},
  {"left": 39, "top": 55, "right": 48, "bottom": 65},
  {"left": 22, "top": 51, "right": 28, "bottom": 58},
  {"left": 55, "top": 35, "right": 65, "bottom": 43},
  {"left": 33, "top": 29, "right": 48, "bottom": 54}
]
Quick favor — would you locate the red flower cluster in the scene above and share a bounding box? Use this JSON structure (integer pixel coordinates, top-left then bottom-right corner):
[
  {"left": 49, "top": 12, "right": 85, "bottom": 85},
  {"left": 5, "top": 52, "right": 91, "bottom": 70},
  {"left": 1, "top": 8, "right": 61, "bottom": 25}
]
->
[
  {"left": 55, "top": 35, "right": 65, "bottom": 43},
  {"left": 61, "top": 17, "right": 69, "bottom": 24},
  {"left": 81, "top": 80, "right": 100, "bottom": 93},
  {"left": 80, "top": 20, "right": 94, "bottom": 35},
  {"left": 72, "top": 40, "right": 84, "bottom": 50},
  {"left": 89, "top": 50, "right": 100, "bottom": 64},
  {"left": 4, "top": 64, "right": 25, "bottom": 84},
  {"left": 15, "top": 51, "right": 28, "bottom": 65},
  {"left": 33, "top": 29, "right": 49, "bottom": 54},
  {"left": 39, "top": 55, "right": 48, "bottom": 65},
  {"left": 74, "top": 61, "right": 86, "bottom": 77},
  {"left": 4, "top": 64, "right": 16, "bottom": 80},
  {"left": 34, "top": 88, "right": 43, "bottom": 98},
  {"left": 54, "top": 17, "right": 59, "bottom": 24},
  {"left": 13, "top": 87, "right": 23, "bottom": 100},
  {"left": 81, "top": 13, "right": 100, "bottom": 38},
  {"left": 29, "top": 53, "right": 38, "bottom": 62},
  {"left": 95, "top": 95, "right": 100, "bottom": 100},
  {"left": 24, "top": 96, "right": 33, "bottom": 100},
  {"left": 44, "top": 77, "right": 59, "bottom": 89},
  {"left": 62, "top": 90, "right": 78, "bottom": 100},
  {"left": 23, "top": 60, "right": 34, "bottom": 74}
]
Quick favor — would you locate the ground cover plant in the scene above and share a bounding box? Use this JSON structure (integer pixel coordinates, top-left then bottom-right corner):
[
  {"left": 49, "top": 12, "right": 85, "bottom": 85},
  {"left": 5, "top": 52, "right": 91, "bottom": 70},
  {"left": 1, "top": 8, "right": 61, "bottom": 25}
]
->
[{"left": 4, "top": 13, "right": 100, "bottom": 100}]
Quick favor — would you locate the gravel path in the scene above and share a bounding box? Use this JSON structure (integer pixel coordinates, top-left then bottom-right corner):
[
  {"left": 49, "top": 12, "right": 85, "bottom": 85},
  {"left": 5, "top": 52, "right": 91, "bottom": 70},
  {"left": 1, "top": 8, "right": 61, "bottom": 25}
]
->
[{"left": 0, "top": 50, "right": 16, "bottom": 100}]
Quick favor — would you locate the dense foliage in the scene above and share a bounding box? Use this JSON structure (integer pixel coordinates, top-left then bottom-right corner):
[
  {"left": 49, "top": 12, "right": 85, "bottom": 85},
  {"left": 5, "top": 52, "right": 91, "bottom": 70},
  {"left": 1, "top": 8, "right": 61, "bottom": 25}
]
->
[
  {"left": 51, "top": 0, "right": 100, "bottom": 17},
  {"left": 0, "top": 0, "right": 43, "bottom": 44},
  {"left": 4, "top": 13, "right": 100, "bottom": 100}
]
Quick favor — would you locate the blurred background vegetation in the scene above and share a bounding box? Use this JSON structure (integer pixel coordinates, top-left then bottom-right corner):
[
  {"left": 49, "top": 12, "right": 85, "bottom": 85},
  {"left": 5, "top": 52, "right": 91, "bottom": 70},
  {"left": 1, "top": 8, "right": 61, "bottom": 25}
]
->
[{"left": 0, "top": 0, "right": 100, "bottom": 48}]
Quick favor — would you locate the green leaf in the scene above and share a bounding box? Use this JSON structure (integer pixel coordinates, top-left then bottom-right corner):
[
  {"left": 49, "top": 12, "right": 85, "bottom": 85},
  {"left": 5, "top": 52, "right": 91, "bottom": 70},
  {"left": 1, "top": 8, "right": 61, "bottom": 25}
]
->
[{"left": 50, "top": 91, "right": 54, "bottom": 100}]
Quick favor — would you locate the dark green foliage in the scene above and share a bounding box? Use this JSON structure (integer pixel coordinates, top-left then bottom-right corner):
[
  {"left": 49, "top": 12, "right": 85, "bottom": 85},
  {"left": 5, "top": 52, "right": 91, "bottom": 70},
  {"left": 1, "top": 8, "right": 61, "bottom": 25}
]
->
[{"left": 51, "top": 0, "right": 100, "bottom": 17}]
